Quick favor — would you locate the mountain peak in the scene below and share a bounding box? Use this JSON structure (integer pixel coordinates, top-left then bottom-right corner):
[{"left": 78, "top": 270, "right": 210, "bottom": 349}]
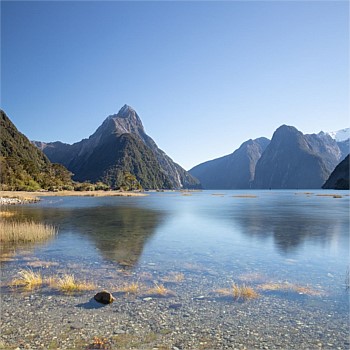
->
[{"left": 118, "top": 104, "right": 136, "bottom": 118}]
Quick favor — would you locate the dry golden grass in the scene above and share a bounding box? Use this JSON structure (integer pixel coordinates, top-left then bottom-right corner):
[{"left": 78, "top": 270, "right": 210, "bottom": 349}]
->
[
  {"left": 0, "top": 211, "right": 16, "bottom": 218},
  {"left": 119, "top": 281, "right": 144, "bottom": 295},
  {"left": 48, "top": 274, "right": 96, "bottom": 293},
  {"left": 0, "top": 220, "right": 57, "bottom": 243},
  {"left": 0, "top": 191, "right": 39, "bottom": 202},
  {"left": 161, "top": 272, "right": 185, "bottom": 283},
  {"left": 146, "top": 283, "right": 174, "bottom": 297},
  {"left": 0, "top": 190, "right": 146, "bottom": 198},
  {"left": 215, "top": 283, "right": 259, "bottom": 300},
  {"left": 11, "top": 268, "right": 43, "bottom": 289},
  {"left": 138, "top": 272, "right": 153, "bottom": 281},
  {"left": 27, "top": 260, "right": 59, "bottom": 268},
  {"left": 257, "top": 282, "right": 324, "bottom": 296},
  {"left": 316, "top": 194, "right": 342, "bottom": 198}
]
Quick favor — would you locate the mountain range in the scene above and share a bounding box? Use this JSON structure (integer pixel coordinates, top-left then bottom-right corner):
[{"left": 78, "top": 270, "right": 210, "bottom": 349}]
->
[
  {"left": 34, "top": 105, "right": 200, "bottom": 190},
  {"left": 189, "top": 125, "right": 349, "bottom": 189},
  {"left": 1, "top": 105, "right": 348, "bottom": 191}
]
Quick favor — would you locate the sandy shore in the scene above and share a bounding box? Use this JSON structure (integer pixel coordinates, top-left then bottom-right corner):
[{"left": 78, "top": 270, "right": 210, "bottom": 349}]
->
[{"left": 0, "top": 190, "right": 147, "bottom": 204}]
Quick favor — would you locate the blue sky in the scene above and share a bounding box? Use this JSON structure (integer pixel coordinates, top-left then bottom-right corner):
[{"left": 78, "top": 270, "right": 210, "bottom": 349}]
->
[{"left": 1, "top": 1, "right": 349, "bottom": 170}]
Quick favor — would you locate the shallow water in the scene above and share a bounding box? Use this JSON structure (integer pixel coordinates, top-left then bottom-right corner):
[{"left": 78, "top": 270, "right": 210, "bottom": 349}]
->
[
  {"left": 2, "top": 190, "right": 349, "bottom": 299},
  {"left": 1, "top": 190, "right": 349, "bottom": 348}
]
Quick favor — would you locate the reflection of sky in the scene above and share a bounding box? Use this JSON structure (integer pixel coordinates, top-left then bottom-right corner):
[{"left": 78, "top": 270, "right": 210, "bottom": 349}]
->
[
  {"left": 6, "top": 191, "right": 349, "bottom": 281},
  {"left": 141, "top": 191, "right": 349, "bottom": 278}
]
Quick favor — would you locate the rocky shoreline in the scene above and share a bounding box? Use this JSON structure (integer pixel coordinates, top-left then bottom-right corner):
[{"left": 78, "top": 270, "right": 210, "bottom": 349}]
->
[
  {"left": 0, "top": 197, "right": 39, "bottom": 206},
  {"left": 0, "top": 262, "right": 348, "bottom": 350}
]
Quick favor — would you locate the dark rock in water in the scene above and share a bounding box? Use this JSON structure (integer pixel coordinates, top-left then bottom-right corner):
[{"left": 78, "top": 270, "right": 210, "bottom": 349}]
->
[
  {"left": 169, "top": 303, "right": 182, "bottom": 310},
  {"left": 94, "top": 290, "right": 115, "bottom": 304}
]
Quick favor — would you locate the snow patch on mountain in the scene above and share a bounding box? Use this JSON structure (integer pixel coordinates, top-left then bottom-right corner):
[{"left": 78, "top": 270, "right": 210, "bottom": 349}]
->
[{"left": 326, "top": 128, "right": 350, "bottom": 142}]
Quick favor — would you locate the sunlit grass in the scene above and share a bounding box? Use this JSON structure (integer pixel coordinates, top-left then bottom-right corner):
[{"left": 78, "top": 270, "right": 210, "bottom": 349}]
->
[
  {"left": 258, "top": 282, "right": 324, "bottom": 296},
  {"left": 0, "top": 220, "right": 57, "bottom": 243},
  {"left": 316, "top": 194, "right": 343, "bottom": 198},
  {"left": 138, "top": 272, "right": 153, "bottom": 281},
  {"left": 118, "top": 281, "right": 143, "bottom": 295},
  {"left": 215, "top": 283, "right": 259, "bottom": 300},
  {"left": 0, "top": 211, "right": 16, "bottom": 218},
  {"left": 0, "top": 191, "right": 39, "bottom": 202},
  {"left": 161, "top": 272, "right": 185, "bottom": 283},
  {"left": 48, "top": 274, "right": 96, "bottom": 293},
  {"left": 11, "top": 268, "right": 43, "bottom": 290},
  {"left": 146, "top": 283, "right": 174, "bottom": 297}
]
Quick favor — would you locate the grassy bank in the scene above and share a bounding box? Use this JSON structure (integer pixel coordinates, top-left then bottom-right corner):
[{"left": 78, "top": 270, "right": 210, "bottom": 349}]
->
[
  {"left": 0, "top": 220, "right": 57, "bottom": 243},
  {"left": 0, "top": 190, "right": 147, "bottom": 199}
]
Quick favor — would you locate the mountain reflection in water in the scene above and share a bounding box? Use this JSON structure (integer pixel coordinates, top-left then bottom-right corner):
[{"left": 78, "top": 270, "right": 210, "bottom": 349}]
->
[
  {"left": 11, "top": 205, "right": 163, "bottom": 267},
  {"left": 231, "top": 197, "right": 346, "bottom": 254}
]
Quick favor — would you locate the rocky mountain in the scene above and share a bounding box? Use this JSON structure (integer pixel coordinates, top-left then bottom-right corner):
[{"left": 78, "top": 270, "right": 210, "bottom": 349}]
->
[
  {"left": 35, "top": 105, "right": 200, "bottom": 190},
  {"left": 336, "top": 139, "right": 349, "bottom": 160},
  {"left": 189, "top": 138, "right": 270, "bottom": 189},
  {"left": 253, "top": 125, "right": 343, "bottom": 189},
  {"left": 326, "top": 128, "right": 350, "bottom": 142},
  {"left": 0, "top": 110, "right": 73, "bottom": 191},
  {"left": 322, "top": 155, "right": 349, "bottom": 190}
]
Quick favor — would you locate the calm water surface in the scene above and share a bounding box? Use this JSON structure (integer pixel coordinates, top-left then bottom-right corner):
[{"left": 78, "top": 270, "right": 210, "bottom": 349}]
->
[{"left": 2, "top": 190, "right": 349, "bottom": 313}]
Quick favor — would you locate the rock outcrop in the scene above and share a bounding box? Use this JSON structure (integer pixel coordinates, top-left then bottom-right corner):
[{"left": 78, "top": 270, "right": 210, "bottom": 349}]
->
[{"left": 322, "top": 155, "right": 349, "bottom": 190}]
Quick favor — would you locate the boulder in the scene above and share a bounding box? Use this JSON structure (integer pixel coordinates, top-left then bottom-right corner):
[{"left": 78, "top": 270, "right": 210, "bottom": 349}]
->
[{"left": 94, "top": 290, "right": 115, "bottom": 304}]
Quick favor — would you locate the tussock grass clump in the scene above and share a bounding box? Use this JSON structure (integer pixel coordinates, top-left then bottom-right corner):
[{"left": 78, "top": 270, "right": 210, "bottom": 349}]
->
[
  {"left": 258, "top": 282, "right": 323, "bottom": 296},
  {"left": 216, "top": 283, "right": 259, "bottom": 300},
  {"left": 49, "top": 274, "right": 95, "bottom": 293},
  {"left": 119, "top": 282, "right": 143, "bottom": 295},
  {"left": 0, "top": 220, "right": 57, "bottom": 243},
  {"left": 139, "top": 272, "right": 153, "bottom": 281},
  {"left": 316, "top": 194, "right": 342, "bottom": 198},
  {"left": 146, "top": 283, "right": 174, "bottom": 297},
  {"left": 161, "top": 272, "right": 185, "bottom": 283},
  {"left": 87, "top": 336, "right": 111, "bottom": 349},
  {"left": 11, "top": 268, "right": 43, "bottom": 289},
  {"left": 0, "top": 211, "right": 16, "bottom": 218}
]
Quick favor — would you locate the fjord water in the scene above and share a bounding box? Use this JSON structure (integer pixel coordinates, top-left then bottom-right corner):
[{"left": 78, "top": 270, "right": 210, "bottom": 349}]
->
[{"left": 3, "top": 191, "right": 349, "bottom": 308}]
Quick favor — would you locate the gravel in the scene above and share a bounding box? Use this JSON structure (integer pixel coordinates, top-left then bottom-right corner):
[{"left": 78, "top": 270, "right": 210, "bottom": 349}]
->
[{"left": 1, "top": 265, "right": 349, "bottom": 350}]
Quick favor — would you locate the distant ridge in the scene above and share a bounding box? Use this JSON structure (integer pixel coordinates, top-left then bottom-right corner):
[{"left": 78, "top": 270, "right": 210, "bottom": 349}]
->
[
  {"left": 189, "top": 137, "right": 269, "bottom": 189},
  {"left": 190, "top": 124, "right": 348, "bottom": 190},
  {"left": 253, "top": 125, "right": 343, "bottom": 189}
]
